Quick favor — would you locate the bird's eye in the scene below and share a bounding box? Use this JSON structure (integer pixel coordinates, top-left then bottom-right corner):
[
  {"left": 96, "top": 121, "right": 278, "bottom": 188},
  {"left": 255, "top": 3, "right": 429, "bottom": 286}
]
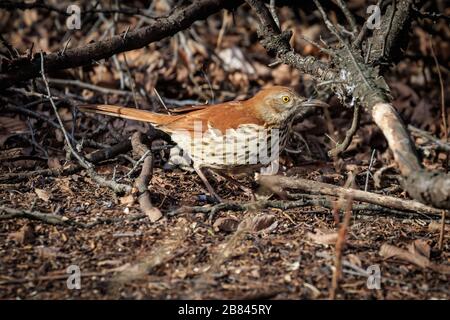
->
[{"left": 282, "top": 96, "right": 290, "bottom": 103}]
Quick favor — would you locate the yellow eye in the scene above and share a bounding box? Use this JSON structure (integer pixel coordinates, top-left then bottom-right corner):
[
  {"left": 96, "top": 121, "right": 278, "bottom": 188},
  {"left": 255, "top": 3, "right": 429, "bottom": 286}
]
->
[{"left": 282, "top": 96, "right": 290, "bottom": 103}]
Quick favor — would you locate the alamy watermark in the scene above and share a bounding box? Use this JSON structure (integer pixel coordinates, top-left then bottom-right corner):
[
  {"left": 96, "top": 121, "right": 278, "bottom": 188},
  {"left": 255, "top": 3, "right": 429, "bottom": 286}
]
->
[
  {"left": 66, "top": 5, "right": 81, "bottom": 30},
  {"left": 366, "top": 264, "right": 381, "bottom": 289},
  {"left": 366, "top": 5, "right": 381, "bottom": 30},
  {"left": 66, "top": 265, "right": 81, "bottom": 289}
]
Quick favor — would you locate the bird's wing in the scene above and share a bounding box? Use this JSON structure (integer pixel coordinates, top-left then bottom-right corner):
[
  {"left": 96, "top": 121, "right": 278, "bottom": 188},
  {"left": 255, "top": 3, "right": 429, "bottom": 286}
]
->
[{"left": 78, "top": 104, "right": 182, "bottom": 127}]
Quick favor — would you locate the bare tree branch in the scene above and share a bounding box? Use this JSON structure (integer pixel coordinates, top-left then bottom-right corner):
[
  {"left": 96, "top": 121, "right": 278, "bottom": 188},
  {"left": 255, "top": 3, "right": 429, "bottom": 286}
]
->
[{"left": 0, "top": 0, "right": 243, "bottom": 89}]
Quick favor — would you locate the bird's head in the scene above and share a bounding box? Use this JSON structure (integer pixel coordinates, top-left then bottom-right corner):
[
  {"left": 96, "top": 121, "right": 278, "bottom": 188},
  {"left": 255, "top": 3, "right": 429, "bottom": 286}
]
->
[{"left": 251, "top": 86, "right": 327, "bottom": 125}]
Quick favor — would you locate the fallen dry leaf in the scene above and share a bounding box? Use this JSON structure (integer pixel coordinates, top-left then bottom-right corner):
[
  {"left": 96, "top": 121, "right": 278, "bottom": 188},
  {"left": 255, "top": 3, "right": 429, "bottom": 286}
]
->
[
  {"left": 307, "top": 229, "right": 339, "bottom": 246},
  {"left": 218, "top": 47, "right": 255, "bottom": 74},
  {"left": 380, "top": 243, "right": 430, "bottom": 269},
  {"left": 119, "top": 194, "right": 135, "bottom": 206},
  {"left": 428, "top": 221, "right": 449, "bottom": 232},
  {"left": 7, "top": 224, "right": 35, "bottom": 244},
  {"left": 47, "top": 157, "right": 62, "bottom": 170},
  {"left": 408, "top": 239, "right": 431, "bottom": 259},
  {"left": 35, "top": 188, "right": 51, "bottom": 202},
  {"left": 380, "top": 243, "right": 450, "bottom": 274},
  {"left": 35, "top": 246, "right": 70, "bottom": 259},
  {"left": 238, "top": 214, "right": 277, "bottom": 233},
  {"left": 213, "top": 216, "right": 240, "bottom": 232},
  {"left": 145, "top": 207, "right": 162, "bottom": 223},
  {"left": 0, "top": 116, "right": 28, "bottom": 147}
]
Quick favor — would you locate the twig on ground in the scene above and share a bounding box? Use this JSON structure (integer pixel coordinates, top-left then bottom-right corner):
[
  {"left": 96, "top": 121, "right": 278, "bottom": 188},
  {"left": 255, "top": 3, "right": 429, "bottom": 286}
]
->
[
  {"left": 0, "top": 139, "right": 134, "bottom": 183},
  {"left": 330, "top": 197, "right": 353, "bottom": 299},
  {"left": 168, "top": 193, "right": 440, "bottom": 221},
  {"left": 0, "top": 205, "right": 146, "bottom": 228},
  {"left": 328, "top": 105, "right": 360, "bottom": 157},
  {"left": 438, "top": 210, "right": 446, "bottom": 251},
  {"left": 131, "top": 132, "right": 162, "bottom": 222},
  {"left": 430, "top": 36, "right": 448, "bottom": 170},
  {"left": 258, "top": 175, "right": 444, "bottom": 217},
  {"left": 408, "top": 125, "right": 450, "bottom": 153}
]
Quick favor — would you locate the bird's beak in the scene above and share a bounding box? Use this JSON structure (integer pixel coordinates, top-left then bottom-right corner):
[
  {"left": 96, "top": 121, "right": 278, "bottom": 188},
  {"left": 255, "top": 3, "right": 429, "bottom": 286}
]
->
[{"left": 299, "top": 99, "right": 329, "bottom": 108}]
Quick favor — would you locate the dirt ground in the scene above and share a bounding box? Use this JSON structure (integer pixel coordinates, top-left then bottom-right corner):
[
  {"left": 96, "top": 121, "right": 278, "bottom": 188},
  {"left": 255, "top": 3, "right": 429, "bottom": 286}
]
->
[{"left": 1, "top": 161, "right": 449, "bottom": 299}]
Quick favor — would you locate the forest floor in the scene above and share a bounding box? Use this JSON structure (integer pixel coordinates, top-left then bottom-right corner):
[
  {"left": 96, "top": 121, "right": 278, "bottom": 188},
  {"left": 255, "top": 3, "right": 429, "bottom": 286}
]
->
[{"left": 0, "top": 165, "right": 449, "bottom": 299}]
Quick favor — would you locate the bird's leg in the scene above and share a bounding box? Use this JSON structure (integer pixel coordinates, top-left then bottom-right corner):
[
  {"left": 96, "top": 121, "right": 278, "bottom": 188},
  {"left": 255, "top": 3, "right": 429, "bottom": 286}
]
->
[
  {"left": 211, "top": 170, "right": 255, "bottom": 199},
  {"left": 193, "top": 166, "right": 223, "bottom": 203}
]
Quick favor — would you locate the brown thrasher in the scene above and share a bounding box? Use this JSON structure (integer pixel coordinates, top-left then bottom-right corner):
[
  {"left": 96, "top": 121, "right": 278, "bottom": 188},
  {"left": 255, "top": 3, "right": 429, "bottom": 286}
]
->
[{"left": 79, "top": 86, "right": 326, "bottom": 200}]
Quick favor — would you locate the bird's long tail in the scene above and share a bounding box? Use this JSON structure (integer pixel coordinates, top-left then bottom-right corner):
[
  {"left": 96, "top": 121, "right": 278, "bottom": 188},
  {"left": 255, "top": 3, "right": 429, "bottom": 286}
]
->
[{"left": 78, "top": 104, "right": 180, "bottom": 126}]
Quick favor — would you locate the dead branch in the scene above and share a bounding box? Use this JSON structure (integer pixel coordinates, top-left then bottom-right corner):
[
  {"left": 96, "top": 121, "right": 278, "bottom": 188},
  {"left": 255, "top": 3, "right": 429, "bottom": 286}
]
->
[
  {"left": 131, "top": 132, "right": 162, "bottom": 222},
  {"left": 0, "top": 205, "right": 146, "bottom": 228},
  {"left": 168, "top": 192, "right": 442, "bottom": 221},
  {"left": 328, "top": 105, "right": 360, "bottom": 157},
  {"left": 0, "top": 138, "right": 132, "bottom": 183},
  {"left": 0, "top": 206, "right": 78, "bottom": 226},
  {"left": 0, "top": 0, "right": 243, "bottom": 89},
  {"left": 408, "top": 125, "right": 450, "bottom": 153},
  {"left": 258, "top": 175, "right": 444, "bottom": 217},
  {"left": 330, "top": 197, "right": 353, "bottom": 299},
  {"left": 438, "top": 210, "right": 446, "bottom": 251}
]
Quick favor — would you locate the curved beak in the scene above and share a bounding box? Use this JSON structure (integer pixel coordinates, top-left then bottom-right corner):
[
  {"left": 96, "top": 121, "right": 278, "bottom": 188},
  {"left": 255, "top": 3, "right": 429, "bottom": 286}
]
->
[{"left": 299, "top": 99, "right": 329, "bottom": 108}]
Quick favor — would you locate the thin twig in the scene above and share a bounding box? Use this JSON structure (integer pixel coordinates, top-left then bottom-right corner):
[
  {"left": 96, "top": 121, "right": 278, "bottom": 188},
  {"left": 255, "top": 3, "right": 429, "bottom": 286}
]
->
[
  {"left": 328, "top": 105, "right": 360, "bottom": 157},
  {"left": 40, "top": 51, "right": 131, "bottom": 194},
  {"left": 269, "top": 0, "right": 280, "bottom": 28},
  {"left": 365, "top": 149, "right": 377, "bottom": 192},
  {"left": 122, "top": 53, "right": 140, "bottom": 109},
  {"left": 0, "top": 205, "right": 146, "bottom": 228},
  {"left": 153, "top": 88, "right": 172, "bottom": 114},
  {"left": 335, "top": 0, "right": 357, "bottom": 35},
  {"left": 126, "top": 149, "right": 151, "bottom": 178},
  {"left": 430, "top": 36, "right": 448, "bottom": 170},
  {"left": 330, "top": 197, "right": 353, "bottom": 299},
  {"left": 438, "top": 210, "right": 446, "bottom": 251},
  {"left": 40, "top": 51, "right": 92, "bottom": 169},
  {"left": 408, "top": 125, "right": 450, "bottom": 153}
]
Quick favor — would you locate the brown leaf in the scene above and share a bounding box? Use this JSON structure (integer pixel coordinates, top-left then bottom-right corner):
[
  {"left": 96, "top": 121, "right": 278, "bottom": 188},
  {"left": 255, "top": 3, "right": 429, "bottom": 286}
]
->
[
  {"left": 36, "top": 246, "right": 70, "bottom": 259},
  {"left": 8, "top": 224, "right": 35, "bottom": 244},
  {"left": 213, "top": 216, "right": 240, "bottom": 232},
  {"left": 119, "top": 194, "right": 135, "bottom": 206},
  {"left": 47, "top": 157, "right": 62, "bottom": 170},
  {"left": 35, "top": 188, "right": 51, "bottom": 202},
  {"left": 381, "top": 243, "right": 450, "bottom": 274},
  {"left": 307, "top": 229, "right": 339, "bottom": 246},
  {"left": 145, "top": 207, "right": 162, "bottom": 223},
  {"left": 428, "top": 221, "right": 449, "bottom": 232},
  {"left": 408, "top": 239, "right": 431, "bottom": 259},
  {"left": 0, "top": 116, "right": 28, "bottom": 147},
  {"left": 380, "top": 243, "right": 430, "bottom": 269},
  {"left": 238, "top": 214, "right": 277, "bottom": 233},
  {"left": 55, "top": 178, "right": 73, "bottom": 196}
]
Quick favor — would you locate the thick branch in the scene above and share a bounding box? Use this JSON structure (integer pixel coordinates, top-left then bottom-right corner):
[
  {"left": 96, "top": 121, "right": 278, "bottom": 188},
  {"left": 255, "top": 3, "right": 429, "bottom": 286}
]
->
[
  {"left": 0, "top": 0, "right": 243, "bottom": 89},
  {"left": 258, "top": 175, "right": 444, "bottom": 217}
]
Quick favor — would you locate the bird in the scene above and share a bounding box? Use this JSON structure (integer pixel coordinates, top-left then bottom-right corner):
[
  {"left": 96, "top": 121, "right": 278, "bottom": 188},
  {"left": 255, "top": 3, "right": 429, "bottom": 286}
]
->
[{"left": 79, "top": 86, "right": 326, "bottom": 201}]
